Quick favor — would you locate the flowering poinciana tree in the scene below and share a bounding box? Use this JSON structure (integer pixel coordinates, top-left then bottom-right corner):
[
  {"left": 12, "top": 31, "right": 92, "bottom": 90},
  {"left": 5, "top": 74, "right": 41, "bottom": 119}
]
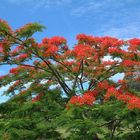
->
[{"left": 0, "top": 19, "right": 140, "bottom": 139}]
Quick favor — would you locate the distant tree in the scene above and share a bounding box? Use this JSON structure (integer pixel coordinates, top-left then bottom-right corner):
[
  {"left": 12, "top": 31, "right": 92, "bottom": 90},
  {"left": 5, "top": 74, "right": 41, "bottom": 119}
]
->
[{"left": 0, "top": 19, "right": 140, "bottom": 139}]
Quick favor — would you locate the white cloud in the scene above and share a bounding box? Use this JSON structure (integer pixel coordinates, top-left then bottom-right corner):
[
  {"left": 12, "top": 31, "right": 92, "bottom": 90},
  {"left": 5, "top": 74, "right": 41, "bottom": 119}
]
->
[
  {"left": 102, "top": 22, "right": 140, "bottom": 38},
  {"left": 70, "top": 0, "right": 124, "bottom": 16},
  {"left": 71, "top": 0, "right": 108, "bottom": 16},
  {"left": 70, "top": 0, "right": 138, "bottom": 17}
]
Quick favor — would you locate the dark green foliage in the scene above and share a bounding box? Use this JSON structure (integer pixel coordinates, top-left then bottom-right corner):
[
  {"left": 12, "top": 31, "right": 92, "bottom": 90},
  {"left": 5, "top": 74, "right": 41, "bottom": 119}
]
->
[
  {"left": 0, "top": 19, "right": 12, "bottom": 35},
  {"left": 16, "top": 23, "right": 46, "bottom": 38},
  {"left": 0, "top": 89, "right": 66, "bottom": 140},
  {"left": 56, "top": 101, "right": 140, "bottom": 140}
]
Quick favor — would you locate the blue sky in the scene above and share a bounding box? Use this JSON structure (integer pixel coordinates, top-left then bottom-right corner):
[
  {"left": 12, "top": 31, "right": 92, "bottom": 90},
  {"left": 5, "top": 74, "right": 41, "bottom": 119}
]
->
[
  {"left": 0, "top": 0, "right": 140, "bottom": 102},
  {"left": 1, "top": 0, "right": 140, "bottom": 41}
]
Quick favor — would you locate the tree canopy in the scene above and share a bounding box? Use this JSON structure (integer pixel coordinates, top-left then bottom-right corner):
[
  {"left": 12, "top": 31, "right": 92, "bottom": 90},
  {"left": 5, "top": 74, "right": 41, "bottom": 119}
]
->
[{"left": 0, "top": 19, "right": 140, "bottom": 140}]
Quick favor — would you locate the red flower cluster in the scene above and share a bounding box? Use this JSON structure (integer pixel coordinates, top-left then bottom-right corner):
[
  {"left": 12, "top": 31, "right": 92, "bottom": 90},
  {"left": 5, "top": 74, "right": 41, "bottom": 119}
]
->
[
  {"left": 0, "top": 75, "right": 7, "bottom": 80},
  {"left": 32, "top": 93, "right": 44, "bottom": 102},
  {"left": 9, "top": 66, "right": 33, "bottom": 75},
  {"left": 9, "top": 67, "right": 21, "bottom": 75},
  {"left": 42, "top": 36, "right": 67, "bottom": 46},
  {"left": 15, "top": 54, "right": 28, "bottom": 61},
  {"left": 128, "top": 95, "right": 140, "bottom": 109},
  {"left": 105, "top": 87, "right": 120, "bottom": 100},
  {"left": 97, "top": 81, "right": 110, "bottom": 90},
  {"left": 105, "top": 87, "right": 140, "bottom": 109},
  {"left": 73, "top": 44, "right": 95, "bottom": 59},
  {"left": 49, "top": 36, "right": 66, "bottom": 45},
  {"left": 108, "top": 47, "right": 127, "bottom": 55},
  {"left": 128, "top": 38, "right": 140, "bottom": 51},
  {"left": 76, "top": 34, "right": 124, "bottom": 48},
  {"left": 76, "top": 34, "right": 101, "bottom": 45},
  {"left": 44, "top": 45, "right": 58, "bottom": 57},
  {"left": 38, "top": 36, "right": 67, "bottom": 57},
  {"left": 122, "top": 60, "right": 140, "bottom": 67},
  {"left": 0, "top": 43, "right": 4, "bottom": 53},
  {"left": 68, "top": 90, "right": 97, "bottom": 107},
  {"left": 101, "top": 37, "right": 124, "bottom": 48}
]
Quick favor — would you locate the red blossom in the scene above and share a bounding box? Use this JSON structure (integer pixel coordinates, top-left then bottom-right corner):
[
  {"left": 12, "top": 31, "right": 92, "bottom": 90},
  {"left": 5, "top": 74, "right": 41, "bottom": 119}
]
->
[
  {"left": 47, "top": 45, "right": 58, "bottom": 55},
  {"left": 77, "top": 34, "right": 103, "bottom": 47},
  {"left": 32, "top": 93, "right": 44, "bottom": 102},
  {"left": 97, "top": 81, "right": 109, "bottom": 90},
  {"left": 84, "top": 90, "right": 98, "bottom": 97},
  {"left": 128, "top": 38, "right": 140, "bottom": 51},
  {"left": 49, "top": 36, "right": 67, "bottom": 45},
  {"left": 68, "top": 90, "right": 96, "bottom": 107},
  {"left": 0, "top": 43, "right": 4, "bottom": 53},
  {"left": 105, "top": 87, "right": 120, "bottom": 100},
  {"left": 101, "top": 37, "right": 124, "bottom": 48},
  {"left": 0, "top": 75, "right": 7, "bottom": 80},
  {"left": 42, "top": 38, "right": 50, "bottom": 44},
  {"left": 128, "top": 97, "right": 140, "bottom": 109},
  {"left": 9, "top": 66, "right": 33, "bottom": 75},
  {"left": 42, "top": 36, "right": 66, "bottom": 46},
  {"left": 122, "top": 60, "right": 140, "bottom": 67},
  {"left": 83, "top": 93, "right": 95, "bottom": 105},
  {"left": 9, "top": 67, "right": 20, "bottom": 74},
  {"left": 68, "top": 96, "right": 84, "bottom": 106},
  {"left": 105, "top": 87, "right": 140, "bottom": 109},
  {"left": 108, "top": 47, "right": 126, "bottom": 55},
  {"left": 15, "top": 54, "right": 28, "bottom": 61},
  {"left": 73, "top": 44, "right": 95, "bottom": 59}
]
